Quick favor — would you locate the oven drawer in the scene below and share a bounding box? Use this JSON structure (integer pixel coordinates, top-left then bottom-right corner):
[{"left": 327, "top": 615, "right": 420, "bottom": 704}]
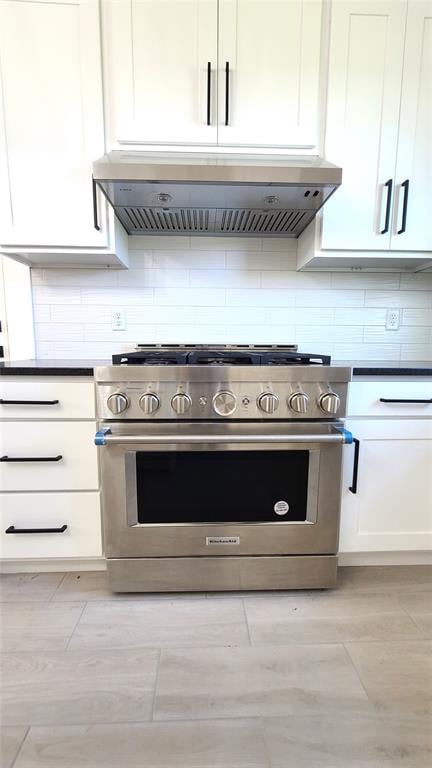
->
[
  {"left": 0, "top": 378, "right": 95, "bottom": 419},
  {"left": 348, "top": 381, "right": 432, "bottom": 417},
  {"left": 0, "top": 421, "right": 98, "bottom": 491},
  {"left": 0, "top": 492, "right": 102, "bottom": 559}
]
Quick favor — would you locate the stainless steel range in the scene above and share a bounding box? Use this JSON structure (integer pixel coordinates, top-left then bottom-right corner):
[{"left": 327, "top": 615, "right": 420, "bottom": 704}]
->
[{"left": 94, "top": 345, "right": 353, "bottom": 592}]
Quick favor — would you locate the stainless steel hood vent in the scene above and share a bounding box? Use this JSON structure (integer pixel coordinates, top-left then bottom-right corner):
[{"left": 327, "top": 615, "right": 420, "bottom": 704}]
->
[{"left": 93, "top": 152, "right": 342, "bottom": 239}]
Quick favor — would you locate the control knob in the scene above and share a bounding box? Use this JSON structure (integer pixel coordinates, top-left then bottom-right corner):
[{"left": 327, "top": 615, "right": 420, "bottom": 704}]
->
[
  {"left": 171, "top": 393, "right": 192, "bottom": 415},
  {"left": 139, "top": 392, "right": 160, "bottom": 415},
  {"left": 213, "top": 391, "right": 236, "bottom": 416},
  {"left": 106, "top": 392, "right": 129, "bottom": 415},
  {"left": 257, "top": 392, "right": 279, "bottom": 414},
  {"left": 288, "top": 392, "right": 309, "bottom": 414},
  {"left": 318, "top": 391, "right": 340, "bottom": 415}
]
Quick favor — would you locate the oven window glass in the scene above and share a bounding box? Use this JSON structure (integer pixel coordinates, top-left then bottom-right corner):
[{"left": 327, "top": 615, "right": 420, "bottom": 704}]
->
[{"left": 134, "top": 450, "right": 310, "bottom": 524}]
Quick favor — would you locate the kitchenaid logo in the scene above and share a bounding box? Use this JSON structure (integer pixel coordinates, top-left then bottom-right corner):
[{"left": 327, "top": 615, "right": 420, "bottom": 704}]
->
[{"left": 206, "top": 536, "right": 240, "bottom": 546}]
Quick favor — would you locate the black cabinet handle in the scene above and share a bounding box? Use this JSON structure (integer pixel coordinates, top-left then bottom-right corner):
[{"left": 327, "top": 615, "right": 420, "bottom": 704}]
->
[
  {"left": 0, "top": 399, "right": 59, "bottom": 406},
  {"left": 380, "top": 179, "right": 393, "bottom": 234},
  {"left": 225, "top": 61, "right": 230, "bottom": 126},
  {"left": 206, "top": 62, "right": 212, "bottom": 126},
  {"left": 1, "top": 455, "right": 63, "bottom": 462},
  {"left": 397, "top": 179, "right": 410, "bottom": 234},
  {"left": 92, "top": 176, "right": 100, "bottom": 231},
  {"left": 349, "top": 438, "right": 360, "bottom": 494},
  {"left": 6, "top": 525, "right": 67, "bottom": 534},
  {"left": 380, "top": 398, "right": 432, "bottom": 404}
]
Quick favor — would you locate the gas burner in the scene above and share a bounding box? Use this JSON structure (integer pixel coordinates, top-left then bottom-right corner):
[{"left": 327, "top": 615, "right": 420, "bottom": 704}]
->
[
  {"left": 262, "top": 351, "right": 331, "bottom": 366},
  {"left": 187, "top": 350, "right": 262, "bottom": 366},
  {"left": 112, "top": 350, "right": 190, "bottom": 366}
]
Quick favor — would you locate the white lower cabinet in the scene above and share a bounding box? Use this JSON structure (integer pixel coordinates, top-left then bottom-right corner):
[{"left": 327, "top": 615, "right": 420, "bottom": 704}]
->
[
  {"left": 0, "top": 376, "right": 102, "bottom": 563},
  {"left": 0, "top": 422, "right": 98, "bottom": 492},
  {"left": 0, "top": 492, "right": 102, "bottom": 559},
  {"left": 340, "top": 418, "right": 432, "bottom": 553}
]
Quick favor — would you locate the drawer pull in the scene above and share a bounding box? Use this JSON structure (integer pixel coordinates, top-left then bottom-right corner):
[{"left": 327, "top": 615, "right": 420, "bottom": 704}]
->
[
  {"left": 379, "top": 398, "right": 432, "bottom": 404},
  {"left": 0, "top": 455, "right": 63, "bottom": 463},
  {"left": 0, "top": 399, "right": 59, "bottom": 405},
  {"left": 5, "top": 524, "right": 68, "bottom": 534}
]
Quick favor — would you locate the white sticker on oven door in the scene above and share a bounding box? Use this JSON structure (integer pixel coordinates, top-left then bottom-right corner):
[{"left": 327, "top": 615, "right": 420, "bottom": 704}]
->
[
  {"left": 274, "top": 500, "right": 289, "bottom": 516},
  {"left": 206, "top": 536, "right": 240, "bottom": 545}
]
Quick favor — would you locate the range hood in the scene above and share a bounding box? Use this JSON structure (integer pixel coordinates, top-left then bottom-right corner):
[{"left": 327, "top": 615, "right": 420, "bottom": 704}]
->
[{"left": 93, "top": 152, "right": 342, "bottom": 238}]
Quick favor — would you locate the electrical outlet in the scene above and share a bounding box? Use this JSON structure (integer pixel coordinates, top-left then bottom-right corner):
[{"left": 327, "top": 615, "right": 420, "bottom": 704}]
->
[
  {"left": 111, "top": 309, "right": 127, "bottom": 331},
  {"left": 385, "top": 309, "right": 400, "bottom": 331}
]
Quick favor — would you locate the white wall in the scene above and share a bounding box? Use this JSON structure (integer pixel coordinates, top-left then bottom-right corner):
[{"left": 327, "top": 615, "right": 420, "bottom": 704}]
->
[{"left": 31, "top": 237, "right": 432, "bottom": 361}]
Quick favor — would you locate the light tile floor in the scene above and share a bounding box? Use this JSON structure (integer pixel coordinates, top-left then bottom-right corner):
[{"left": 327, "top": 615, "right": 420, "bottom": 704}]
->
[{"left": 0, "top": 566, "right": 431, "bottom": 767}]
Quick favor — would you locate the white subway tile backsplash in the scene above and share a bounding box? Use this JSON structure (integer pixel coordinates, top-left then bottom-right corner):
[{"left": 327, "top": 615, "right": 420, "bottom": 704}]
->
[
  {"left": 30, "top": 238, "right": 432, "bottom": 361},
  {"left": 35, "top": 323, "right": 85, "bottom": 342},
  {"left": 365, "top": 290, "right": 432, "bottom": 308},
  {"left": 403, "top": 308, "right": 432, "bottom": 326},
  {"left": 333, "top": 308, "right": 386, "bottom": 325},
  {"left": 50, "top": 305, "right": 112, "bottom": 324},
  {"left": 126, "top": 306, "right": 195, "bottom": 325},
  {"left": 152, "top": 250, "right": 225, "bottom": 269},
  {"left": 400, "top": 274, "right": 432, "bottom": 291},
  {"left": 295, "top": 290, "right": 365, "bottom": 307},
  {"left": 400, "top": 345, "right": 432, "bottom": 361},
  {"left": 118, "top": 268, "right": 189, "bottom": 288},
  {"left": 334, "top": 344, "right": 401, "bottom": 361},
  {"left": 195, "top": 307, "right": 266, "bottom": 325},
  {"left": 226, "top": 251, "right": 297, "bottom": 271},
  {"left": 296, "top": 326, "right": 363, "bottom": 344},
  {"left": 154, "top": 288, "right": 225, "bottom": 306},
  {"left": 261, "top": 271, "right": 331, "bottom": 289},
  {"left": 189, "top": 269, "right": 261, "bottom": 288},
  {"left": 363, "top": 326, "right": 430, "bottom": 344},
  {"left": 32, "top": 305, "right": 51, "bottom": 323},
  {"left": 34, "top": 269, "right": 118, "bottom": 287},
  {"left": 331, "top": 273, "right": 400, "bottom": 290},
  {"left": 81, "top": 288, "right": 153, "bottom": 306},
  {"left": 32, "top": 286, "right": 81, "bottom": 305},
  {"left": 189, "top": 236, "right": 263, "bottom": 251},
  {"left": 226, "top": 289, "right": 295, "bottom": 307},
  {"left": 266, "top": 308, "right": 334, "bottom": 325}
]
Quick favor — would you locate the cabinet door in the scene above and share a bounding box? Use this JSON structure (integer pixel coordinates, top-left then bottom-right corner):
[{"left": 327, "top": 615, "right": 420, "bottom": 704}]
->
[
  {"left": 103, "top": 0, "right": 218, "bottom": 146},
  {"left": 0, "top": 0, "right": 107, "bottom": 249},
  {"left": 391, "top": 0, "right": 432, "bottom": 251},
  {"left": 340, "top": 420, "right": 432, "bottom": 553},
  {"left": 217, "top": 0, "right": 322, "bottom": 148},
  {"left": 321, "top": 0, "right": 407, "bottom": 250}
]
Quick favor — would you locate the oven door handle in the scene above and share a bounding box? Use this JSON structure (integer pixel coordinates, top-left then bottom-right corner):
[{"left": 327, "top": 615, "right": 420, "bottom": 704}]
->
[{"left": 94, "top": 427, "right": 353, "bottom": 446}]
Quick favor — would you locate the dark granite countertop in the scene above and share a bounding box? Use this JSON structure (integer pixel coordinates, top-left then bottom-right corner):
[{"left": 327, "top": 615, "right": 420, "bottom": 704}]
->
[
  {"left": 0, "top": 359, "right": 110, "bottom": 376},
  {"left": 1, "top": 358, "right": 431, "bottom": 377},
  {"left": 336, "top": 361, "right": 432, "bottom": 377}
]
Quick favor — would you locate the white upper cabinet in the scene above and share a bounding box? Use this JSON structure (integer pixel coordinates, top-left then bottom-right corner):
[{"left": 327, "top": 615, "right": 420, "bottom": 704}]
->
[
  {"left": 321, "top": 0, "right": 407, "bottom": 251},
  {"left": 103, "top": 0, "right": 323, "bottom": 151},
  {"left": 0, "top": 0, "right": 106, "bottom": 250},
  {"left": 103, "top": 0, "right": 218, "bottom": 146},
  {"left": 392, "top": 0, "right": 432, "bottom": 252},
  {"left": 319, "top": 0, "right": 432, "bottom": 258},
  {"left": 217, "top": 0, "right": 322, "bottom": 148}
]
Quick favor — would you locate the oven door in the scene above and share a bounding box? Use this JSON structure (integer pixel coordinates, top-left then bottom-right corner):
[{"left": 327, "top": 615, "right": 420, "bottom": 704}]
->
[{"left": 97, "top": 421, "right": 349, "bottom": 558}]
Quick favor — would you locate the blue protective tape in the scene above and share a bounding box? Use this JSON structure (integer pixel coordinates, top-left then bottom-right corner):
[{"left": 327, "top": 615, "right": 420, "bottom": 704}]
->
[
  {"left": 94, "top": 427, "right": 111, "bottom": 446},
  {"left": 335, "top": 426, "right": 353, "bottom": 444}
]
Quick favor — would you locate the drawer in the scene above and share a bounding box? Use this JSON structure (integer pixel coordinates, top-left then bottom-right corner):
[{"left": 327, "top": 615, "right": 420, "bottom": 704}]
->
[
  {"left": 0, "top": 377, "right": 95, "bottom": 419},
  {"left": 348, "top": 381, "right": 432, "bottom": 417},
  {"left": 0, "top": 492, "right": 102, "bottom": 559},
  {"left": 0, "top": 421, "right": 98, "bottom": 491}
]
